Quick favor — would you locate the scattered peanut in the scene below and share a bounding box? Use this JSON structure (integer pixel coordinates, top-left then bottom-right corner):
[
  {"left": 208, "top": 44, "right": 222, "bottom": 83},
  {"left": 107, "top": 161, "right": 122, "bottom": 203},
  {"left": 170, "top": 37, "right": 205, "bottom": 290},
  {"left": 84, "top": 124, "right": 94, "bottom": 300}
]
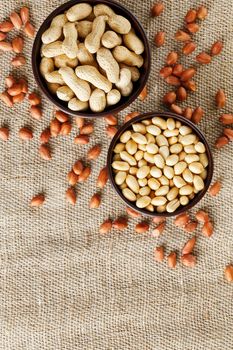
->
[
  {"left": 20, "top": 7, "right": 29, "bottom": 24},
  {"left": 182, "top": 42, "right": 197, "bottom": 55},
  {"left": 106, "top": 125, "right": 118, "bottom": 138},
  {"left": 174, "top": 212, "right": 190, "bottom": 227},
  {"left": 195, "top": 210, "right": 209, "bottom": 222},
  {"left": 105, "top": 114, "right": 118, "bottom": 126},
  {"left": 28, "top": 92, "right": 41, "bottom": 106},
  {"left": 67, "top": 170, "right": 79, "bottom": 186},
  {"left": 152, "top": 222, "right": 165, "bottom": 236},
  {"left": 40, "top": 128, "right": 51, "bottom": 143},
  {"left": 19, "top": 127, "right": 33, "bottom": 140},
  {"left": 215, "top": 89, "right": 226, "bottom": 108},
  {"left": 223, "top": 128, "right": 233, "bottom": 141},
  {"left": 74, "top": 135, "right": 89, "bottom": 145},
  {"left": 113, "top": 217, "right": 128, "bottom": 230},
  {"left": 0, "top": 41, "right": 13, "bottom": 51},
  {"left": 75, "top": 117, "right": 85, "bottom": 129},
  {"left": 78, "top": 167, "right": 91, "bottom": 182},
  {"left": 126, "top": 206, "right": 142, "bottom": 218},
  {"left": 151, "top": 3, "right": 164, "bottom": 17},
  {"left": 30, "top": 106, "right": 42, "bottom": 120},
  {"left": 181, "top": 254, "right": 196, "bottom": 267},
  {"left": 24, "top": 22, "right": 35, "bottom": 38},
  {"left": 11, "top": 37, "right": 24, "bottom": 53},
  {"left": 209, "top": 181, "right": 221, "bottom": 196},
  {"left": 196, "top": 52, "right": 212, "bottom": 64},
  {"left": 160, "top": 66, "right": 173, "bottom": 78},
  {"left": 175, "top": 30, "right": 191, "bottom": 42},
  {"left": 0, "top": 21, "right": 14, "bottom": 32},
  {"left": 202, "top": 221, "right": 213, "bottom": 237},
  {"left": 39, "top": 144, "right": 52, "bottom": 160},
  {"left": 167, "top": 252, "right": 177, "bottom": 268},
  {"left": 50, "top": 118, "right": 61, "bottom": 137},
  {"left": 215, "top": 136, "right": 229, "bottom": 148},
  {"left": 11, "top": 55, "right": 26, "bottom": 67},
  {"left": 166, "top": 51, "right": 178, "bottom": 65},
  {"left": 87, "top": 145, "right": 101, "bottom": 160},
  {"left": 219, "top": 114, "right": 233, "bottom": 125},
  {"left": 224, "top": 265, "right": 233, "bottom": 282},
  {"left": 73, "top": 160, "right": 84, "bottom": 175},
  {"left": 182, "top": 237, "right": 196, "bottom": 255},
  {"left": 197, "top": 6, "right": 208, "bottom": 20},
  {"left": 0, "top": 127, "right": 9, "bottom": 141},
  {"left": 66, "top": 187, "right": 77, "bottom": 205},
  {"left": 135, "top": 222, "right": 149, "bottom": 233},
  {"left": 211, "top": 41, "right": 223, "bottom": 56},
  {"left": 97, "top": 167, "right": 108, "bottom": 188},
  {"left": 80, "top": 122, "right": 94, "bottom": 135},
  {"left": 154, "top": 31, "right": 165, "bottom": 47},
  {"left": 184, "top": 221, "right": 198, "bottom": 233},
  {"left": 99, "top": 219, "right": 112, "bottom": 234},
  {"left": 192, "top": 107, "right": 204, "bottom": 124},
  {"left": 89, "top": 193, "right": 101, "bottom": 208},
  {"left": 185, "top": 9, "right": 197, "bottom": 23},
  {"left": 30, "top": 194, "right": 45, "bottom": 207}
]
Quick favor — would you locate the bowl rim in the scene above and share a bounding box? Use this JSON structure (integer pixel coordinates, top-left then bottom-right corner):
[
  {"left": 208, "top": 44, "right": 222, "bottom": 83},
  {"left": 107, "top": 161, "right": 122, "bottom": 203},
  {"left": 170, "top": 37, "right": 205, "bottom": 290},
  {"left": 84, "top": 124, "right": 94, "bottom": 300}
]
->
[
  {"left": 31, "top": 0, "right": 151, "bottom": 118},
  {"left": 107, "top": 111, "right": 214, "bottom": 217}
]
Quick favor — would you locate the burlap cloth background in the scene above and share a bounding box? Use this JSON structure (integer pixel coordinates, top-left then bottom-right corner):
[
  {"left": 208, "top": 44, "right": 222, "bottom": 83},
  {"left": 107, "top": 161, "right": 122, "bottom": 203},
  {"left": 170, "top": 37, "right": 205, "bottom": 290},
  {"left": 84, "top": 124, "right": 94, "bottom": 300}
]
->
[{"left": 0, "top": 0, "right": 233, "bottom": 349}]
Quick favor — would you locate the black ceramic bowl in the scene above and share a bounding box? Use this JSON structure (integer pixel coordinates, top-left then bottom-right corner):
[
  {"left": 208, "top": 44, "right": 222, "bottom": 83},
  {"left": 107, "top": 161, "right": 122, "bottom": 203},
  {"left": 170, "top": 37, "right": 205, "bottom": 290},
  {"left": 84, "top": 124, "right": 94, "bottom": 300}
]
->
[
  {"left": 107, "top": 111, "right": 214, "bottom": 217},
  {"left": 32, "top": 0, "right": 151, "bottom": 117}
]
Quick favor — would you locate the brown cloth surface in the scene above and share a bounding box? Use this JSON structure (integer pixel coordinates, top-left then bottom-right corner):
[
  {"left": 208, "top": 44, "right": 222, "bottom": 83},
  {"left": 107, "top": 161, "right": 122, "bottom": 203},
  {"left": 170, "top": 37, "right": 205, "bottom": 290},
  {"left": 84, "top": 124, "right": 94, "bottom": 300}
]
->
[{"left": 0, "top": 0, "right": 233, "bottom": 349}]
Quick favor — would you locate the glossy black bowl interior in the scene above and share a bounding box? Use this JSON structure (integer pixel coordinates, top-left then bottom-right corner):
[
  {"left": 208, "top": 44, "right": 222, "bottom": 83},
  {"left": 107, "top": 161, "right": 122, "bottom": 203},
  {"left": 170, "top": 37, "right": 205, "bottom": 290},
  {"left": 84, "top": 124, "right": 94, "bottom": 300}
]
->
[
  {"left": 107, "top": 111, "right": 214, "bottom": 217},
  {"left": 32, "top": 0, "right": 151, "bottom": 117}
]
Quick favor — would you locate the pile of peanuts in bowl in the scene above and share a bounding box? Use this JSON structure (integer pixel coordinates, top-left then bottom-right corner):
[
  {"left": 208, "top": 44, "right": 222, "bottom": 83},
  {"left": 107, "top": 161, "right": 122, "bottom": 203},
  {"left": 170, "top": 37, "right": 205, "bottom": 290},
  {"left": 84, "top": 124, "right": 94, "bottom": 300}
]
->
[
  {"left": 39, "top": 3, "right": 145, "bottom": 112},
  {"left": 112, "top": 115, "right": 209, "bottom": 214}
]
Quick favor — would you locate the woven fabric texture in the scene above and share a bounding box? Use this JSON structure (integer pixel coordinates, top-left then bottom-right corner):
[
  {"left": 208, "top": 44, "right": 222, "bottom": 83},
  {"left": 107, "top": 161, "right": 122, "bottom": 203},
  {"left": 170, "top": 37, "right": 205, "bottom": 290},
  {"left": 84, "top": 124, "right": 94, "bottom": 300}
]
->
[{"left": 0, "top": 0, "right": 233, "bottom": 349}]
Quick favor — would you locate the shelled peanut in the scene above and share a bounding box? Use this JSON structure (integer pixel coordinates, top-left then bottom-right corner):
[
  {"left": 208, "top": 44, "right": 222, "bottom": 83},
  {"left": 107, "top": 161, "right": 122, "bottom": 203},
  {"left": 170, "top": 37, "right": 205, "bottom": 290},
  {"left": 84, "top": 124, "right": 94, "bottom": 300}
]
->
[
  {"left": 112, "top": 116, "right": 209, "bottom": 214},
  {"left": 0, "top": 6, "right": 34, "bottom": 68},
  {"left": 216, "top": 110, "right": 233, "bottom": 149},
  {"left": 0, "top": 75, "right": 29, "bottom": 108},
  {"left": 154, "top": 4, "right": 224, "bottom": 123},
  {"left": 40, "top": 3, "right": 144, "bottom": 113}
]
